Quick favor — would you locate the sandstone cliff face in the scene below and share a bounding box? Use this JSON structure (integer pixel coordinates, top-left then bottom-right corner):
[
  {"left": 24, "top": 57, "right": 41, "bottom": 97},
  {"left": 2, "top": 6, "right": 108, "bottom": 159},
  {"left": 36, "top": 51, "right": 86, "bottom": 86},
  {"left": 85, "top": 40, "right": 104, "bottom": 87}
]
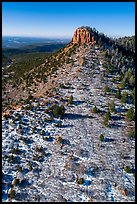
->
[{"left": 72, "top": 27, "right": 95, "bottom": 44}]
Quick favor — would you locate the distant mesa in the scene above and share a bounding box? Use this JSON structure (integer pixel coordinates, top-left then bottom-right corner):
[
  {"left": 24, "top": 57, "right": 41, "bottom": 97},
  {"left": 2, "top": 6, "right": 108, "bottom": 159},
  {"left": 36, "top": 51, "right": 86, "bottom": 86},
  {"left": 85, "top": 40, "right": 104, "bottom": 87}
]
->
[{"left": 72, "top": 26, "right": 95, "bottom": 44}]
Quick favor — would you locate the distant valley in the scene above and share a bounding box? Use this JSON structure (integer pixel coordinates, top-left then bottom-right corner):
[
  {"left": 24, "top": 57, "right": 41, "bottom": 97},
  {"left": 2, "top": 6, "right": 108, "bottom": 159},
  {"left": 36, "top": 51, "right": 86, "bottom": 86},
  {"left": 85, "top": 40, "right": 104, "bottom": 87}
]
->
[{"left": 2, "top": 36, "right": 70, "bottom": 48}]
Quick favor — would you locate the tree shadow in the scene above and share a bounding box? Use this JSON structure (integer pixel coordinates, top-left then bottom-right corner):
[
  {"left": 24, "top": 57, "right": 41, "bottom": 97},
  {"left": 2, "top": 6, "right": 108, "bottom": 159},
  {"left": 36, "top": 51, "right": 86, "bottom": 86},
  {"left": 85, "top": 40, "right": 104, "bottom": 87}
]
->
[
  {"left": 15, "top": 192, "right": 29, "bottom": 201},
  {"left": 98, "top": 109, "right": 106, "bottom": 115},
  {"left": 130, "top": 167, "right": 135, "bottom": 174},
  {"left": 109, "top": 123, "right": 122, "bottom": 128},
  {"left": 62, "top": 138, "right": 71, "bottom": 146},
  {"left": 13, "top": 149, "right": 26, "bottom": 155},
  {"left": 24, "top": 138, "right": 34, "bottom": 145},
  {"left": 61, "top": 124, "right": 74, "bottom": 128},
  {"left": 103, "top": 137, "right": 114, "bottom": 142},
  {"left": 2, "top": 173, "right": 13, "bottom": 184},
  {"left": 77, "top": 149, "right": 90, "bottom": 158},
  {"left": 12, "top": 156, "right": 22, "bottom": 164},
  {"left": 2, "top": 192, "right": 8, "bottom": 201},
  {"left": 65, "top": 113, "right": 94, "bottom": 120},
  {"left": 111, "top": 115, "right": 125, "bottom": 121},
  {"left": 119, "top": 108, "right": 128, "bottom": 113},
  {"left": 45, "top": 152, "right": 52, "bottom": 157},
  {"left": 73, "top": 100, "right": 85, "bottom": 106},
  {"left": 43, "top": 136, "right": 54, "bottom": 142},
  {"left": 83, "top": 179, "right": 91, "bottom": 186},
  {"left": 22, "top": 168, "right": 29, "bottom": 174},
  {"left": 19, "top": 179, "right": 31, "bottom": 188}
]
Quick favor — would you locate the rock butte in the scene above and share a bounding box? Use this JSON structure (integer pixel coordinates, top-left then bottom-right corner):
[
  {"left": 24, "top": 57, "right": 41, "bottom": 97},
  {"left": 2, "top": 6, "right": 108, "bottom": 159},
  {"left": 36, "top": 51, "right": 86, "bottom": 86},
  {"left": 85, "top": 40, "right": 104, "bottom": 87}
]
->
[{"left": 72, "top": 27, "right": 95, "bottom": 44}]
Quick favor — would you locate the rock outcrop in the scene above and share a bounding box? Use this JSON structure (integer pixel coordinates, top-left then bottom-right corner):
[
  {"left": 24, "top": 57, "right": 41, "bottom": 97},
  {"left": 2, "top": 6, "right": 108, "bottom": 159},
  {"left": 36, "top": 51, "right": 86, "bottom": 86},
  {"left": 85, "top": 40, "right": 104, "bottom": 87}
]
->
[{"left": 72, "top": 27, "right": 95, "bottom": 44}]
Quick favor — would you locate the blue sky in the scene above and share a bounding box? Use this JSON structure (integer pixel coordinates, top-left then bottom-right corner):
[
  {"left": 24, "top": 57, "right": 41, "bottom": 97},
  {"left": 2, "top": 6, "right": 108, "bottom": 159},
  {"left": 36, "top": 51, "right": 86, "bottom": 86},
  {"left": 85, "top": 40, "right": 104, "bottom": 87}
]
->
[{"left": 2, "top": 2, "right": 135, "bottom": 38}]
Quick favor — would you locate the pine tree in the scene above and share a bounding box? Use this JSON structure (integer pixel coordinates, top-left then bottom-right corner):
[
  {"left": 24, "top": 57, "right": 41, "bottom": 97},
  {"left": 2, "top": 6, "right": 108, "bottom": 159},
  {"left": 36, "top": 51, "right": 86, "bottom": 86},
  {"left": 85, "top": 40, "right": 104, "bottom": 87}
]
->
[
  {"left": 53, "top": 105, "right": 65, "bottom": 118},
  {"left": 68, "top": 95, "right": 73, "bottom": 104},
  {"left": 126, "top": 107, "right": 135, "bottom": 121},
  {"left": 93, "top": 105, "right": 98, "bottom": 113},
  {"left": 110, "top": 101, "right": 115, "bottom": 112},
  {"left": 115, "top": 89, "right": 121, "bottom": 99},
  {"left": 105, "top": 110, "right": 111, "bottom": 120},
  {"left": 121, "top": 91, "right": 128, "bottom": 103},
  {"left": 120, "top": 78, "right": 126, "bottom": 89}
]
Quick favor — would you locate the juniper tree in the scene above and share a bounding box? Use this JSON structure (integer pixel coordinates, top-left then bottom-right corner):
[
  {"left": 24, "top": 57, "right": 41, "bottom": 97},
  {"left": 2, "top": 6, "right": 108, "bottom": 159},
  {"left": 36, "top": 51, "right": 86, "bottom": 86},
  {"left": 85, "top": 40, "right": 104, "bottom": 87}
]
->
[{"left": 126, "top": 107, "right": 135, "bottom": 121}]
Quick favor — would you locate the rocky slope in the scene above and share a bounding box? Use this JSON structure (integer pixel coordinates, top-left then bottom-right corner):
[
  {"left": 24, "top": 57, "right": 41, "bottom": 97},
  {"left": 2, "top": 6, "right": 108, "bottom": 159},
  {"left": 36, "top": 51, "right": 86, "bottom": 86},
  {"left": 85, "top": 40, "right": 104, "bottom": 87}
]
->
[{"left": 2, "top": 40, "right": 135, "bottom": 202}]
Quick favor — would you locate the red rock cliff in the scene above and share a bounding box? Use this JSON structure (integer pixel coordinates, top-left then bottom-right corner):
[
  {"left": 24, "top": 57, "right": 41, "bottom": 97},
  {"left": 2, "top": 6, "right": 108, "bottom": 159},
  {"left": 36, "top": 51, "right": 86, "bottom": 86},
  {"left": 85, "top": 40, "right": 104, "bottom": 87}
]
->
[{"left": 72, "top": 27, "right": 95, "bottom": 44}]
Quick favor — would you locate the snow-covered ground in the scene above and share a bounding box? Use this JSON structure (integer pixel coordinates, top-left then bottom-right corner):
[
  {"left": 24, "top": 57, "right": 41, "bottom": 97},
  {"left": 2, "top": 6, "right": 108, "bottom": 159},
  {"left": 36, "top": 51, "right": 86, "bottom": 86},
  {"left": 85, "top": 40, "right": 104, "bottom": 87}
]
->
[{"left": 2, "top": 44, "right": 135, "bottom": 202}]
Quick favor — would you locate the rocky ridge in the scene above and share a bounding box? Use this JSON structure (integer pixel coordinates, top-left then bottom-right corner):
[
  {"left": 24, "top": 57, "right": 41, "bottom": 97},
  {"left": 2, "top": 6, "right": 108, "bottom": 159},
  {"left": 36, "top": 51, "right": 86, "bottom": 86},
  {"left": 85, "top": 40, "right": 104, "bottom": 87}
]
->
[
  {"left": 2, "top": 27, "right": 135, "bottom": 202},
  {"left": 2, "top": 41, "right": 135, "bottom": 202}
]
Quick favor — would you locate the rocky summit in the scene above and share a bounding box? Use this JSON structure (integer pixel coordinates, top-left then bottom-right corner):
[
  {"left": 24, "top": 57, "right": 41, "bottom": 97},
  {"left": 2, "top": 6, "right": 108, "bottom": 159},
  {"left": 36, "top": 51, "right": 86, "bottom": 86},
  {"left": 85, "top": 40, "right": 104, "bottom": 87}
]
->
[
  {"left": 2, "top": 26, "right": 135, "bottom": 202},
  {"left": 72, "top": 27, "right": 95, "bottom": 44}
]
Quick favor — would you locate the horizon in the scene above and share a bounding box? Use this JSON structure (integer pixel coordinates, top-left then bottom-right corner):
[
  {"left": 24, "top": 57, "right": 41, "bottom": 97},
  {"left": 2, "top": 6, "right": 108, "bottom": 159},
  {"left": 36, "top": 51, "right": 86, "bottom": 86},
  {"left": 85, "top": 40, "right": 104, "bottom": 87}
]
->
[
  {"left": 2, "top": 35, "right": 71, "bottom": 40},
  {"left": 2, "top": 2, "right": 135, "bottom": 38},
  {"left": 2, "top": 33, "right": 135, "bottom": 40}
]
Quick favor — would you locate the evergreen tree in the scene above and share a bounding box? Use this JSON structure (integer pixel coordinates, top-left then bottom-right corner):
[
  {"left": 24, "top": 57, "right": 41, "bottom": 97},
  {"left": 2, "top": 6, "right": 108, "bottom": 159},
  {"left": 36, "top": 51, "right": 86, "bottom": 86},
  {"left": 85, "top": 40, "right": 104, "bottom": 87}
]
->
[
  {"left": 110, "top": 101, "right": 115, "bottom": 112},
  {"left": 126, "top": 107, "right": 135, "bottom": 121},
  {"left": 100, "top": 134, "right": 104, "bottom": 141},
  {"left": 115, "top": 89, "right": 121, "bottom": 99},
  {"left": 105, "top": 110, "right": 111, "bottom": 120},
  {"left": 104, "top": 84, "right": 110, "bottom": 93},
  {"left": 68, "top": 95, "right": 73, "bottom": 104},
  {"left": 93, "top": 105, "right": 98, "bottom": 113},
  {"left": 53, "top": 105, "right": 65, "bottom": 118},
  {"left": 121, "top": 91, "right": 128, "bottom": 103},
  {"left": 129, "top": 75, "right": 135, "bottom": 87},
  {"left": 120, "top": 78, "right": 126, "bottom": 89}
]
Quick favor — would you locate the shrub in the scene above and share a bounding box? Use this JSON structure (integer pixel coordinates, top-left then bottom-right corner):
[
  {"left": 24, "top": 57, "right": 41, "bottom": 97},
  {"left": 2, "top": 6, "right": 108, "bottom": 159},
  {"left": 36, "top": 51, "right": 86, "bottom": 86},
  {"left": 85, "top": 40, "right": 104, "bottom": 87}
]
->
[
  {"left": 76, "top": 177, "right": 84, "bottom": 185},
  {"left": 45, "top": 107, "right": 50, "bottom": 114},
  {"left": 44, "top": 136, "right": 52, "bottom": 142},
  {"left": 32, "top": 126, "right": 36, "bottom": 133},
  {"left": 105, "top": 111, "right": 111, "bottom": 120},
  {"left": 104, "top": 118, "right": 109, "bottom": 126},
  {"left": 112, "top": 76, "right": 115, "bottom": 82},
  {"left": 126, "top": 107, "right": 135, "bottom": 121},
  {"left": 120, "top": 79, "right": 126, "bottom": 89},
  {"left": 121, "top": 91, "right": 128, "bottom": 103},
  {"left": 27, "top": 162, "right": 33, "bottom": 171},
  {"left": 128, "top": 128, "right": 135, "bottom": 138},
  {"left": 12, "top": 178, "right": 19, "bottom": 186},
  {"left": 104, "top": 84, "right": 110, "bottom": 93},
  {"left": 60, "top": 83, "right": 67, "bottom": 89},
  {"left": 56, "top": 136, "right": 63, "bottom": 143},
  {"left": 34, "top": 154, "right": 39, "bottom": 161},
  {"left": 124, "top": 166, "right": 131, "bottom": 173},
  {"left": 100, "top": 134, "right": 104, "bottom": 141},
  {"left": 18, "top": 124, "right": 22, "bottom": 130},
  {"left": 18, "top": 166, "right": 22, "bottom": 172},
  {"left": 129, "top": 75, "right": 135, "bottom": 87},
  {"left": 41, "top": 130, "right": 45, "bottom": 136},
  {"left": 26, "top": 95, "right": 33, "bottom": 103},
  {"left": 11, "top": 149, "right": 16, "bottom": 154},
  {"left": 53, "top": 105, "right": 65, "bottom": 118},
  {"left": 131, "top": 87, "right": 135, "bottom": 105},
  {"left": 29, "top": 164, "right": 33, "bottom": 171},
  {"left": 68, "top": 95, "right": 73, "bottom": 105},
  {"left": 8, "top": 188, "right": 15, "bottom": 199},
  {"left": 55, "top": 120, "right": 62, "bottom": 127},
  {"left": 8, "top": 154, "right": 14, "bottom": 162},
  {"left": 93, "top": 105, "right": 98, "bottom": 113},
  {"left": 109, "top": 101, "right": 115, "bottom": 112},
  {"left": 115, "top": 89, "right": 121, "bottom": 99}
]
